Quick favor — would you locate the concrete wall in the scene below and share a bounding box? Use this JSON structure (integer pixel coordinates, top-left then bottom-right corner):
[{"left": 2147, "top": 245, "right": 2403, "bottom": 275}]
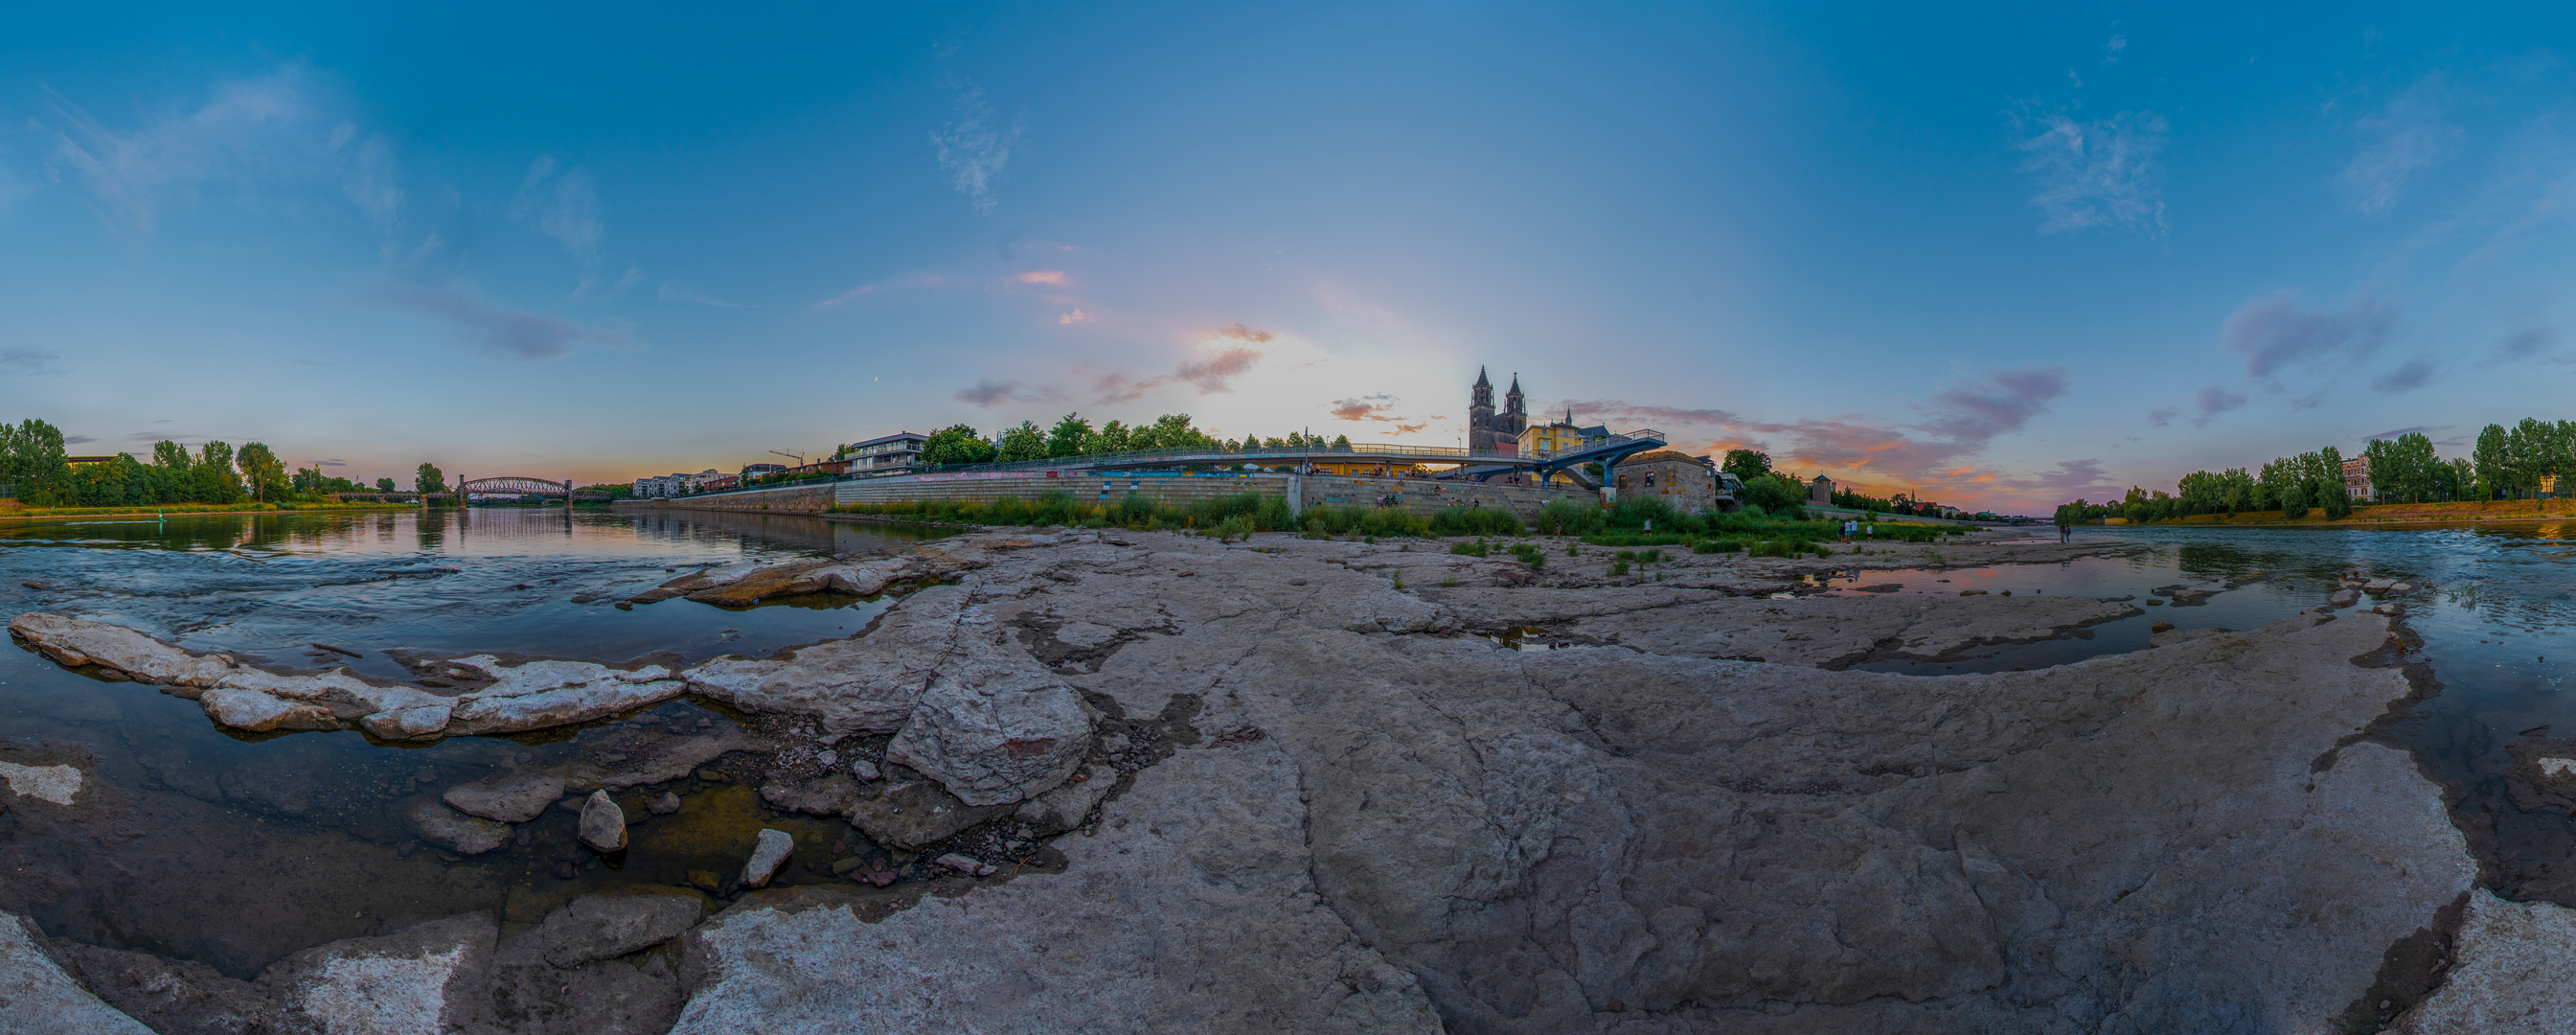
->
[
  {"left": 1297, "top": 475, "right": 1587, "bottom": 521},
  {"left": 619, "top": 471, "right": 1599, "bottom": 526},
  {"left": 838, "top": 472, "right": 1291, "bottom": 510},
  {"left": 612, "top": 482, "right": 835, "bottom": 515}
]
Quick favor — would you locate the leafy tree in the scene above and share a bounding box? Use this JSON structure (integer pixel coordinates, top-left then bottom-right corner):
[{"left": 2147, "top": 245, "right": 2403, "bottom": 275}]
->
[
  {"left": 1096, "top": 420, "right": 1131, "bottom": 453},
  {"left": 997, "top": 421, "right": 1048, "bottom": 462},
  {"left": 2, "top": 419, "right": 69, "bottom": 504},
  {"left": 1332, "top": 434, "right": 1351, "bottom": 449},
  {"left": 377, "top": 477, "right": 398, "bottom": 493},
  {"left": 194, "top": 442, "right": 241, "bottom": 504},
  {"left": 236, "top": 443, "right": 287, "bottom": 502},
  {"left": 919, "top": 425, "right": 999, "bottom": 467},
  {"left": 1721, "top": 449, "right": 1771, "bottom": 483},
  {"left": 415, "top": 462, "right": 447, "bottom": 494},
  {"left": 2473, "top": 424, "right": 2510, "bottom": 499},
  {"left": 1046, "top": 414, "right": 1093, "bottom": 458}
]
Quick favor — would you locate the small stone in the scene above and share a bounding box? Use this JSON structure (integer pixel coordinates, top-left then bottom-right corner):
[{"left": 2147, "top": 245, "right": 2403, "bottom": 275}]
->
[
  {"left": 2151, "top": 621, "right": 2174, "bottom": 633},
  {"left": 650, "top": 792, "right": 681, "bottom": 815},
  {"left": 935, "top": 853, "right": 997, "bottom": 877},
  {"left": 580, "top": 790, "right": 627, "bottom": 853},
  {"left": 1999, "top": 589, "right": 2013, "bottom": 596},
  {"left": 2331, "top": 588, "right": 2360, "bottom": 608},
  {"left": 696, "top": 769, "right": 727, "bottom": 782},
  {"left": 815, "top": 749, "right": 838, "bottom": 767},
  {"left": 830, "top": 856, "right": 863, "bottom": 875},
  {"left": 741, "top": 828, "right": 794, "bottom": 888},
  {"left": 852, "top": 760, "right": 881, "bottom": 782},
  {"left": 685, "top": 869, "right": 722, "bottom": 891},
  {"left": 411, "top": 766, "right": 438, "bottom": 782}
]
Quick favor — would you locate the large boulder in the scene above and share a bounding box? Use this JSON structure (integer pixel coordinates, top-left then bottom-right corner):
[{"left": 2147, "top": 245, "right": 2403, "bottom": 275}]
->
[{"left": 404, "top": 800, "right": 511, "bottom": 855}]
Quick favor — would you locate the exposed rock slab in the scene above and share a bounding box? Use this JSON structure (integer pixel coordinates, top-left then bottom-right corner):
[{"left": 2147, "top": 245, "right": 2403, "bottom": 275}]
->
[
  {"left": 0, "top": 912, "right": 155, "bottom": 1034},
  {"left": 254, "top": 913, "right": 495, "bottom": 1034},
  {"left": 672, "top": 746, "right": 1445, "bottom": 1034},
  {"left": 884, "top": 622, "right": 1090, "bottom": 806},
  {"left": 404, "top": 799, "right": 512, "bottom": 855},
  {"left": 842, "top": 767, "right": 1011, "bottom": 850},
  {"left": 0, "top": 761, "right": 83, "bottom": 806},
  {"left": 2394, "top": 890, "right": 2576, "bottom": 1032},
  {"left": 521, "top": 890, "right": 705, "bottom": 970},
  {"left": 442, "top": 774, "right": 567, "bottom": 823},
  {"left": 1013, "top": 765, "right": 1112, "bottom": 833}
]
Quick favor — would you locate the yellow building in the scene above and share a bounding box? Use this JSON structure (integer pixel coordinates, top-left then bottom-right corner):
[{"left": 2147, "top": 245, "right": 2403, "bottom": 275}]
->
[{"left": 1519, "top": 422, "right": 1587, "bottom": 457}]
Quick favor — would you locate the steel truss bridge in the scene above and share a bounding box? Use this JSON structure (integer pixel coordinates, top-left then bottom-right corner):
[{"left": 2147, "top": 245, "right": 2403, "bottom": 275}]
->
[
  {"left": 456, "top": 476, "right": 614, "bottom": 502},
  {"left": 928, "top": 430, "right": 1672, "bottom": 483}
]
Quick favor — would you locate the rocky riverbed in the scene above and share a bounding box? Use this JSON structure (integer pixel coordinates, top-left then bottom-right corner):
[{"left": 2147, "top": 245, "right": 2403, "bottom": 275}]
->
[{"left": 1, "top": 527, "right": 2559, "bottom": 1032}]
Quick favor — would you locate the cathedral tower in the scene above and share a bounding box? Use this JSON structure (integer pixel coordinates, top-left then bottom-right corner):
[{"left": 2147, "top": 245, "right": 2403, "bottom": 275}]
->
[
  {"left": 1469, "top": 367, "right": 1496, "bottom": 453},
  {"left": 1499, "top": 374, "right": 1529, "bottom": 452}
]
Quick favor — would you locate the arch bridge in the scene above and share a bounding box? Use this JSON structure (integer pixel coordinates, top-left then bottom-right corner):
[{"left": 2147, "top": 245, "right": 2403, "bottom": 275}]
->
[{"left": 457, "top": 476, "right": 614, "bottom": 502}]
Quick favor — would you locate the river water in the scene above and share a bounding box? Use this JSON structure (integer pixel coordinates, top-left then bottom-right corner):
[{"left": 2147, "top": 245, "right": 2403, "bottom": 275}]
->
[
  {"left": 0, "top": 507, "right": 945, "bottom": 977},
  {"left": 3, "top": 513, "right": 2572, "bottom": 980}
]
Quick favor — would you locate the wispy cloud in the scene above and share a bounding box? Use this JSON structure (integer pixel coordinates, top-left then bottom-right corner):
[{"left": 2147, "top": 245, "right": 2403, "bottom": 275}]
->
[
  {"left": 1086, "top": 329, "right": 1276, "bottom": 404},
  {"left": 1564, "top": 365, "right": 2071, "bottom": 483},
  {"left": 1058, "top": 309, "right": 1089, "bottom": 325},
  {"left": 512, "top": 156, "right": 603, "bottom": 262},
  {"left": 814, "top": 272, "right": 948, "bottom": 309},
  {"left": 657, "top": 283, "right": 746, "bottom": 308},
  {"left": 931, "top": 80, "right": 1022, "bottom": 216},
  {"left": 2339, "top": 74, "right": 2462, "bottom": 215},
  {"left": 0, "top": 348, "right": 61, "bottom": 375},
  {"left": 36, "top": 65, "right": 404, "bottom": 235},
  {"left": 2012, "top": 109, "right": 2170, "bottom": 236},
  {"left": 2146, "top": 408, "right": 2175, "bottom": 427},
  {"left": 2218, "top": 291, "right": 2396, "bottom": 383},
  {"left": 2369, "top": 358, "right": 2437, "bottom": 393},
  {"left": 1013, "top": 270, "right": 1066, "bottom": 286},
  {"left": 953, "top": 379, "right": 1060, "bottom": 407},
  {"left": 2193, "top": 386, "right": 2246, "bottom": 426},
  {"left": 2500, "top": 327, "right": 2557, "bottom": 361},
  {"left": 375, "top": 283, "right": 640, "bottom": 360},
  {"left": 2363, "top": 425, "right": 2451, "bottom": 442},
  {"left": 1330, "top": 394, "right": 1402, "bottom": 422}
]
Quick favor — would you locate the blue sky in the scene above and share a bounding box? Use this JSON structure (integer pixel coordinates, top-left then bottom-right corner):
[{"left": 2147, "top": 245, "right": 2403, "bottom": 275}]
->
[{"left": 5, "top": 3, "right": 2574, "bottom": 511}]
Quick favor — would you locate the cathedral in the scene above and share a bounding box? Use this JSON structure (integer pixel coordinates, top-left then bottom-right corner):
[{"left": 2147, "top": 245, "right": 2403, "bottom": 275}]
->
[{"left": 1468, "top": 367, "right": 1527, "bottom": 455}]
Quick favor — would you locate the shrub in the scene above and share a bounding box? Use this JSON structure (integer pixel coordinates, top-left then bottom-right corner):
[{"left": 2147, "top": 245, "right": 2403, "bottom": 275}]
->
[
  {"left": 1608, "top": 560, "right": 1630, "bottom": 577},
  {"left": 1534, "top": 498, "right": 1606, "bottom": 536},
  {"left": 1430, "top": 506, "right": 1524, "bottom": 537},
  {"left": 1451, "top": 539, "right": 1492, "bottom": 557},
  {"left": 1692, "top": 539, "right": 1741, "bottom": 554}
]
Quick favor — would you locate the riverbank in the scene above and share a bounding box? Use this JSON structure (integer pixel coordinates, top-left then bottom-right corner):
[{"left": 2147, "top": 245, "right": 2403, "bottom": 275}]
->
[
  {"left": 0, "top": 501, "right": 422, "bottom": 521},
  {"left": 2105, "top": 498, "right": 2572, "bottom": 529},
  {"left": 0, "top": 524, "right": 2545, "bottom": 1031}
]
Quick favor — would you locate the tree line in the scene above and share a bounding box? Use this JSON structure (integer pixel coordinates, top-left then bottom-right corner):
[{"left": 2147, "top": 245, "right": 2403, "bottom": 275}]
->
[
  {"left": 2056, "top": 422, "right": 2575, "bottom": 525},
  {"left": 0, "top": 416, "right": 445, "bottom": 508},
  {"left": 918, "top": 414, "right": 1357, "bottom": 467}
]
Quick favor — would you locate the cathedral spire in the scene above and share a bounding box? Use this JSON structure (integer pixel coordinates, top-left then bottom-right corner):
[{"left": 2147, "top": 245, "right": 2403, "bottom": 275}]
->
[{"left": 1474, "top": 365, "right": 1492, "bottom": 388}]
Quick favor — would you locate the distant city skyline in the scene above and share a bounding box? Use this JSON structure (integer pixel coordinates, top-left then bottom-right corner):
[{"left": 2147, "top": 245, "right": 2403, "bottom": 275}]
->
[{"left": 5, "top": 4, "right": 2575, "bottom": 512}]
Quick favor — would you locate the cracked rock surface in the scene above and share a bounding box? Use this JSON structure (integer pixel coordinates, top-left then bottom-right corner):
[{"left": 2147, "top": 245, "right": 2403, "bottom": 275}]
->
[{"left": 11, "top": 529, "right": 2500, "bottom": 1032}]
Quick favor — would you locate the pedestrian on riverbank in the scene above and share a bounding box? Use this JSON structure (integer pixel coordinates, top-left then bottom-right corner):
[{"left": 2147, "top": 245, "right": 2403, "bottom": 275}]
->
[{"left": 1841, "top": 518, "right": 1857, "bottom": 542}]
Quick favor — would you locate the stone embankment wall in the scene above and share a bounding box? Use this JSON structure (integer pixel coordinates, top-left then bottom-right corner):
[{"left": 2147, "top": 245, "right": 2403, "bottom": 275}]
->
[
  {"left": 621, "top": 472, "right": 1592, "bottom": 522},
  {"left": 838, "top": 472, "right": 1292, "bottom": 510},
  {"left": 613, "top": 482, "right": 835, "bottom": 515},
  {"left": 1300, "top": 475, "right": 1581, "bottom": 521},
  {"left": 832, "top": 471, "right": 1588, "bottom": 521}
]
